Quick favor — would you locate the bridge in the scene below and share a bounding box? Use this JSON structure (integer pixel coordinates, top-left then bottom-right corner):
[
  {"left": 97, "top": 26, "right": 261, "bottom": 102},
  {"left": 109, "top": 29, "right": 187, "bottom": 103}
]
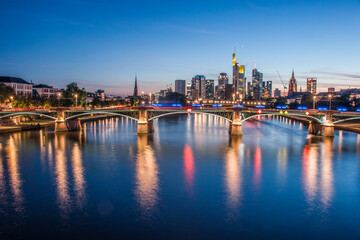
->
[{"left": 1, "top": 107, "right": 360, "bottom": 137}]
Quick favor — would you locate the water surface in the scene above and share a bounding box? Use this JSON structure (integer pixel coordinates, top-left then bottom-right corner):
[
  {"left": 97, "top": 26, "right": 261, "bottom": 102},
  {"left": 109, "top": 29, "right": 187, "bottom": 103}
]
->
[{"left": 0, "top": 115, "right": 360, "bottom": 239}]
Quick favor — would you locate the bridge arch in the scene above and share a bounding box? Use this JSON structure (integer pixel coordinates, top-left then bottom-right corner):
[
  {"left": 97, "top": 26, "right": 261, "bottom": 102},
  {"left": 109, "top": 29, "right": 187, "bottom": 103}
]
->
[
  {"left": 333, "top": 117, "right": 360, "bottom": 124},
  {"left": 0, "top": 112, "right": 57, "bottom": 120},
  {"left": 148, "top": 110, "right": 234, "bottom": 122},
  {"left": 64, "top": 111, "right": 139, "bottom": 122},
  {"left": 241, "top": 113, "right": 323, "bottom": 124}
]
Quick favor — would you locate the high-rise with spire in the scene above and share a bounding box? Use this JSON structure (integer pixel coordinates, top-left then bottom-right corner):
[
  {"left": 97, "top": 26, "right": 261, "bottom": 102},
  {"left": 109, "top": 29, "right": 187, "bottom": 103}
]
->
[
  {"left": 288, "top": 69, "right": 297, "bottom": 97},
  {"left": 232, "top": 51, "right": 246, "bottom": 100},
  {"left": 133, "top": 75, "right": 138, "bottom": 97}
]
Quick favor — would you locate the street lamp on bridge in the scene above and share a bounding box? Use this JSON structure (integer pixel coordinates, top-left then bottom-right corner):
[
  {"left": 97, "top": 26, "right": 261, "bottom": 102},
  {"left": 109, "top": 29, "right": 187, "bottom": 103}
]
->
[
  {"left": 313, "top": 95, "right": 317, "bottom": 109},
  {"left": 328, "top": 94, "right": 332, "bottom": 110}
]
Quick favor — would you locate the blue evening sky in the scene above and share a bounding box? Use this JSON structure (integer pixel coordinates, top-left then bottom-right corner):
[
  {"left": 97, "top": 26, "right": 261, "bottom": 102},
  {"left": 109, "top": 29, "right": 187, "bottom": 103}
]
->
[{"left": 0, "top": 0, "right": 359, "bottom": 95}]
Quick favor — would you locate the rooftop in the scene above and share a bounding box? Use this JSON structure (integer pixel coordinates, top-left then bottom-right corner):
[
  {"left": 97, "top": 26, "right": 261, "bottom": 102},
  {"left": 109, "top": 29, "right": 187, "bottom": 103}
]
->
[{"left": 0, "top": 76, "right": 30, "bottom": 84}]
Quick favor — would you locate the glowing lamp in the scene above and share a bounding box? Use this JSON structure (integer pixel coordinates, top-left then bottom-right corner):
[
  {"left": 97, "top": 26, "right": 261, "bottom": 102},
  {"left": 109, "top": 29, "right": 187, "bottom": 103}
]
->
[
  {"left": 279, "top": 110, "right": 283, "bottom": 114},
  {"left": 257, "top": 109, "right": 262, "bottom": 114},
  {"left": 306, "top": 111, "right": 310, "bottom": 116},
  {"left": 284, "top": 111, "right": 288, "bottom": 114},
  {"left": 187, "top": 108, "right": 192, "bottom": 113}
]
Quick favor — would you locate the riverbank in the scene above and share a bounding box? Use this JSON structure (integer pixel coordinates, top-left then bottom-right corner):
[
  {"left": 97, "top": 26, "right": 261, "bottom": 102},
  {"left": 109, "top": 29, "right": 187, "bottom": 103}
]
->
[
  {"left": 0, "top": 121, "right": 54, "bottom": 134},
  {"left": 0, "top": 114, "right": 112, "bottom": 134}
]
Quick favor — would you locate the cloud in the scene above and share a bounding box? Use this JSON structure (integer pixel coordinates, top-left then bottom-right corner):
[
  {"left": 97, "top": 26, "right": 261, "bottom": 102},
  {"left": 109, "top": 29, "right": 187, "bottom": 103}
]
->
[{"left": 301, "top": 71, "right": 360, "bottom": 81}]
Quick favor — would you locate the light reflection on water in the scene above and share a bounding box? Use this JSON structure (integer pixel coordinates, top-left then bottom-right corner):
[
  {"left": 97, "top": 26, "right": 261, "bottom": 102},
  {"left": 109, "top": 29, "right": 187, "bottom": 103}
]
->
[
  {"left": 224, "top": 137, "right": 242, "bottom": 219},
  {"left": 0, "top": 115, "right": 359, "bottom": 238},
  {"left": 135, "top": 135, "right": 159, "bottom": 220}
]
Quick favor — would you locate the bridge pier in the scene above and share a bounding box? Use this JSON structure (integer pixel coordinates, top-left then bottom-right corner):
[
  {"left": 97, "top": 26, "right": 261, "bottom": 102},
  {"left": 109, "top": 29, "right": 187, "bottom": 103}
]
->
[
  {"left": 308, "top": 121, "right": 322, "bottom": 135},
  {"left": 321, "top": 119, "right": 334, "bottom": 138},
  {"left": 137, "top": 108, "right": 154, "bottom": 134},
  {"left": 229, "top": 122, "right": 242, "bottom": 136},
  {"left": 55, "top": 111, "right": 81, "bottom": 132},
  {"left": 229, "top": 110, "right": 242, "bottom": 136},
  {"left": 308, "top": 120, "right": 334, "bottom": 137}
]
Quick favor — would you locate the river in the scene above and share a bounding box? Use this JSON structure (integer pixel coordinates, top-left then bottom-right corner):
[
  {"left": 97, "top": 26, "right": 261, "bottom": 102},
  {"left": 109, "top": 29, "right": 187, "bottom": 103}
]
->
[{"left": 0, "top": 115, "right": 360, "bottom": 239}]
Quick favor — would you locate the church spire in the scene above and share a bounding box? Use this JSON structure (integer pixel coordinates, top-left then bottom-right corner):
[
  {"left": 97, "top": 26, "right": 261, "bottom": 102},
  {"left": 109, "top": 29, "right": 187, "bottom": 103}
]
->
[
  {"left": 292, "top": 69, "right": 294, "bottom": 78},
  {"left": 133, "top": 74, "right": 138, "bottom": 97}
]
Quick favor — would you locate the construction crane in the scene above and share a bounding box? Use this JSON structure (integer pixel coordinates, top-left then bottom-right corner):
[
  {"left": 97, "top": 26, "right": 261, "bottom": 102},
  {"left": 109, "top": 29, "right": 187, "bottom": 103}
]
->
[{"left": 277, "top": 70, "right": 287, "bottom": 97}]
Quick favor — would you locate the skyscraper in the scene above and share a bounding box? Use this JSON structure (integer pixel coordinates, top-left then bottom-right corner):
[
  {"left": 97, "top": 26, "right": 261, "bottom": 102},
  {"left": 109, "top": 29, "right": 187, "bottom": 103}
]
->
[
  {"left": 306, "top": 78, "right": 317, "bottom": 94},
  {"left": 175, "top": 80, "right": 186, "bottom": 95},
  {"left": 133, "top": 75, "right": 138, "bottom": 97},
  {"left": 265, "top": 81, "right": 272, "bottom": 98},
  {"left": 216, "top": 73, "right": 228, "bottom": 100},
  {"left": 218, "top": 72, "right": 229, "bottom": 85},
  {"left": 206, "top": 79, "right": 215, "bottom": 99},
  {"left": 252, "top": 68, "right": 263, "bottom": 101},
  {"left": 288, "top": 69, "right": 297, "bottom": 97},
  {"left": 191, "top": 75, "right": 206, "bottom": 100},
  {"left": 232, "top": 52, "right": 246, "bottom": 100},
  {"left": 274, "top": 88, "right": 281, "bottom": 98}
]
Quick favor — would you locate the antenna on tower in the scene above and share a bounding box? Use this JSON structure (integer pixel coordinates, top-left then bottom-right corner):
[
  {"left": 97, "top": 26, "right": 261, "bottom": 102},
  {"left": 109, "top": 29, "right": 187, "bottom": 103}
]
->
[{"left": 254, "top": 61, "right": 257, "bottom": 69}]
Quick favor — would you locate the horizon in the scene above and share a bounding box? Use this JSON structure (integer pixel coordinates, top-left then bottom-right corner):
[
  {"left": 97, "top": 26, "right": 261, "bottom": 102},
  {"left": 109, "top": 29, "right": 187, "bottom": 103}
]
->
[{"left": 1, "top": 0, "right": 360, "bottom": 95}]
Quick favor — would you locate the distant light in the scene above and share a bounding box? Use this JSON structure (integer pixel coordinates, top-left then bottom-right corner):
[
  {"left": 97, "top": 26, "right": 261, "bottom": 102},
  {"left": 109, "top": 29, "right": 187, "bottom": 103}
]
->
[
  {"left": 356, "top": 109, "right": 360, "bottom": 112},
  {"left": 318, "top": 107, "right": 328, "bottom": 111},
  {"left": 257, "top": 109, "right": 262, "bottom": 114},
  {"left": 337, "top": 108, "right": 347, "bottom": 112},
  {"left": 187, "top": 108, "right": 192, "bottom": 113},
  {"left": 306, "top": 111, "right": 310, "bottom": 116},
  {"left": 284, "top": 111, "right": 288, "bottom": 114},
  {"left": 191, "top": 104, "right": 201, "bottom": 107}
]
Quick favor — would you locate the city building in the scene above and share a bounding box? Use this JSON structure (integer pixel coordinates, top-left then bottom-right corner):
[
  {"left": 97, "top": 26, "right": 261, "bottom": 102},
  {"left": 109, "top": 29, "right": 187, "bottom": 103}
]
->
[
  {"left": 86, "top": 92, "right": 96, "bottom": 104},
  {"left": 288, "top": 69, "right": 297, "bottom": 97},
  {"left": 218, "top": 72, "right": 229, "bottom": 85},
  {"left": 216, "top": 73, "right": 228, "bottom": 100},
  {"left": 225, "top": 84, "right": 234, "bottom": 100},
  {"left": 247, "top": 82, "right": 253, "bottom": 98},
  {"left": 191, "top": 75, "right": 206, "bottom": 100},
  {"left": 328, "top": 87, "right": 335, "bottom": 93},
  {"left": 206, "top": 79, "right": 214, "bottom": 99},
  {"left": 274, "top": 88, "right": 281, "bottom": 98},
  {"left": 95, "top": 89, "right": 105, "bottom": 101},
  {"left": 186, "top": 83, "right": 192, "bottom": 99},
  {"left": 175, "top": 80, "right": 186, "bottom": 95},
  {"left": 32, "top": 84, "right": 57, "bottom": 98},
  {"left": 252, "top": 68, "right": 263, "bottom": 101},
  {"left": 265, "top": 81, "right": 272, "bottom": 98},
  {"left": 232, "top": 52, "right": 246, "bottom": 100},
  {"left": 0, "top": 76, "right": 33, "bottom": 96},
  {"left": 306, "top": 78, "right": 317, "bottom": 94}
]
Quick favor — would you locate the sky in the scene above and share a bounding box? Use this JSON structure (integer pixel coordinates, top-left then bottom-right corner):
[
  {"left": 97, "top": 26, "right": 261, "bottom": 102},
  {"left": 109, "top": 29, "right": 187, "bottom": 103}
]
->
[{"left": 0, "top": 0, "right": 360, "bottom": 96}]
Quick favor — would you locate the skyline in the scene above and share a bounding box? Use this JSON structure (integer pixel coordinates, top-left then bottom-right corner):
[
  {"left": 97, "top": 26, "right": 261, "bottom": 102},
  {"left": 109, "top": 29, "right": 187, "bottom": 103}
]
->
[{"left": 1, "top": 0, "right": 360, "bottom": 95}]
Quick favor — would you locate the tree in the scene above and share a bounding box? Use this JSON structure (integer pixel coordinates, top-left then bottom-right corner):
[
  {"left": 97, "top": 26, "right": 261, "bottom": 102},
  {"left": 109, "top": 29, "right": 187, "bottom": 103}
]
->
[
  {"left": 159, "top": 92, "right": 187, "bottom": 106},
  {"left": 0, "top": 83, "right": 15, "bottom": 104},
  {"left": 63, "top": 82, "right": 87, "bottom": 107}
]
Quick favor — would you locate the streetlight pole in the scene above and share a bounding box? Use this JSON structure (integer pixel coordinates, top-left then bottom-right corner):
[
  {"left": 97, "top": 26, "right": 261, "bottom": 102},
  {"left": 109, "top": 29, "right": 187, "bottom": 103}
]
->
[
  {"left": 313, "top": 95, "right": 316, "bottom": 109},
  {"left": 10, "top": 96, "right": 13, "bottom": 109},
  {"left": 75, "top": 94, "right": 78, "bottom": 107},
  {"left": 149, "top": 93, "right": 152, "bottom": 105},
  {"left": 328, "top": 94, "right": 332, "bottom": 110}
]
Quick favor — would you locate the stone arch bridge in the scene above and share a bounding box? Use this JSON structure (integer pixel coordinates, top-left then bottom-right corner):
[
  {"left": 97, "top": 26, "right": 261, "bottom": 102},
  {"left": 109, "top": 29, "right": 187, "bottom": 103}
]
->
[{"left": 1, "top": 107, "right": 360, "bottom": 137}]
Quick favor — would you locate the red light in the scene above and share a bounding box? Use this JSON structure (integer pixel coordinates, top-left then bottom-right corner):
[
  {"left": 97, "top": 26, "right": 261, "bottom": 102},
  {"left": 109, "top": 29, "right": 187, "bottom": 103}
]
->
[
  {"left": 187, "top": 108, "right": 192, "bottom": 113},
  {"left": 257, "top": 110, "right": 262, "bottom": 114},
  {"left": 306, "top": 111, "right": 310, "bottom": 116}
]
